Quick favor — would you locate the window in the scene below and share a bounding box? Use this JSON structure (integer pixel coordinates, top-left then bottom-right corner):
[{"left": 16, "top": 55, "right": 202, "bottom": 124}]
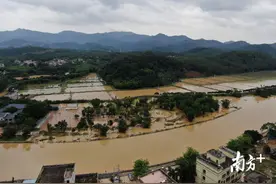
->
[
  {"left": 227, "top": 171, "right": 230, "bottom": 175},
  {"left": 202, "top": 176, "right": 205, "bottom": 180},
  {"left": 203, "top": 169, "right": 206, "bottom": 174},
  {"left": 222, "top": 174, "right": 226, "bottom": 178},
  {"left": 218, "top": 180, "right": 221, "bottom": 183},
  {"left": 66, "top": 181, "right": 69, "bottom": 183}
]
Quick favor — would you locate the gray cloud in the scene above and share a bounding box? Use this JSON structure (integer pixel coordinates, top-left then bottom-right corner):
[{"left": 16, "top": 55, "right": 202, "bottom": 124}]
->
[{"left": 1, "top": 0, "right": 276, "bottom": 43}]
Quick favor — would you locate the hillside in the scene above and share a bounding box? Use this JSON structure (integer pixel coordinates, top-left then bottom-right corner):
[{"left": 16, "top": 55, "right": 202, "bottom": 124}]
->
[
  {"left": 0, "top": 29, "right": 276, "bottom": 55},
  {"left": 99, "top": 51, "right": 276, "bottom": 89},
  {"left": 99, "top": 53, "right": 186, "bottom": 89}
]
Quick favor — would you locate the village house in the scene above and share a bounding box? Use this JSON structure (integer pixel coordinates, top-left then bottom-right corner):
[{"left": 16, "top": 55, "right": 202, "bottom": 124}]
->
[
  {"left": 243, "top": 171, "right": 271, "bottom": 183},
  {"left": 0, "top": 63, "right": 5, "bottom": 68},
  {"left": 35, "top": 163, "right": 98, "bottom": 183},
  {"left": 139, "top": 169, "right": 176, "bottom": 183},
  {"left": 47, "top": 59, "right": 67, "bottom": 67},
  {"left": 196, "top": 146, "right": 242, "bottom": 183},
  {"left": 0, "top": 104, "right": 25, "bottom": 124},
  {"left": 22, "top": 60, "right": 37, "bottom": 66}
]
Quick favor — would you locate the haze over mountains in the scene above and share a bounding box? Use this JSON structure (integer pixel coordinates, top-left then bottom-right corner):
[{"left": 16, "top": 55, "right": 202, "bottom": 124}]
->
[{"left": 0, "top": 29, "right": 276, "bottom": 55}]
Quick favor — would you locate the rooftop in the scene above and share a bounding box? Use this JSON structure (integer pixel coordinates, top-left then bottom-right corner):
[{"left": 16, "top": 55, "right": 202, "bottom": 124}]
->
[
  {"left": 36, "top": 163, "right": 75, "bottom": 183},
  {"left": 139, "top": 169, "right": 176, "bottom": 183},
  {"left": 207, "top": 149, "right": 225, "bottom": 158},
  {"left": 244, "top": 171, "right": 270, "bottom": 183},
  {"left": 219, "top": 146, "right": 237, "bottom": 156},
  {"left": 198, "top": 152, "right": 233, "bottom": 170},
  {"left": 75, "top": 173, "right": 98, "bottom": 183},
  {"left": 1, "top": 104, "right": 25, "bottom": 111}
]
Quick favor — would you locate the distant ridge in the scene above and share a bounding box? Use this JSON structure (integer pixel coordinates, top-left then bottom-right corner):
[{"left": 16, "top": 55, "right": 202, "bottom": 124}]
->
[{"left": 0, "top": 29, "right": 275, "bottom": 55}]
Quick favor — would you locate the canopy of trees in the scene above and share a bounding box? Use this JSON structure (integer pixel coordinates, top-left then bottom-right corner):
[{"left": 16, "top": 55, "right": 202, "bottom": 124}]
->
[
  {"left": 157, "top": 93, "right": 219, "bottom": 122},
  {"left": 168, "top": 147, "right": 199, "bottom": 183},
  {"left": 227, "top": 134, "right": 253, "bottom": 155},
  {"left": 133, "top": 159, "right": 150, "bottom": 178},
  {"left": 99, "top": 52, "right": 186, "bottom": 89}
]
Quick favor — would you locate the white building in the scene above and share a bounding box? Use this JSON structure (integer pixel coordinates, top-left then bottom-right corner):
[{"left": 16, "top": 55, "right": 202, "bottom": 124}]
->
[{"left": 196, "top": 146, "right": 242, "bottom": 183}]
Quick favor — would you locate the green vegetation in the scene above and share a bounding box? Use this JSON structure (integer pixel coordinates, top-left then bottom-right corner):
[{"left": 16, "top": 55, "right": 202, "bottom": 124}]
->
[
  {"left": 133, "top": 159, "right": 150, "bottom": 178},
  {"left": 3, "top": 106, "right": 18, "bottom": 113},
  {"left": 0, "top": 100, "right": 51, "bottom": 141},
  {"left": 254, "top": 87, "right": 276, "bottom": 98},
  {"left": 227, "top": 134, "right": 253, "bottom": 156},
  {"left": 168, "top": 147, "right": 199, "bottom": 183},
  {"left": 221, "top": 99, "right": 230, "bottom": 109},
  {"left": 99, "top": 52, "right": 185, "bottom": 89},
  {"left": 243, "top": 130, "right": 263, "bottom": 144},
  {"left": 54, "top": 120, "right": 68, "bottom": 133},
  {"left": 0, "top": 76, "right": 8, "bottom": 92},
  {"left": 157, "top": 93, "right": 219, "bottom": 122},
  {"left": 2, "top": 47, "right": 276, "bottom": 91}
]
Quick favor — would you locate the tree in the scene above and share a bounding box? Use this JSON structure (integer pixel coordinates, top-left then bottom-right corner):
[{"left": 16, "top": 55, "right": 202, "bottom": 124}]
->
[
  {"left": 260, "top": 122, "right": 276, "bottom": 131},
  {"left": 263, "top": 144, "right": 271, "bottom": 155},
  {"left": 91, "top": 99, "right": 101, "bottom": 108},
  {"left": 141, "top": 117, "right": 151, "bottom": 128},
  {"left": 108, "top": 120, "right": 113, "bottom": 126},
  {"left": 244, "top": 130, "right": 262, "bottom": 144},
  {"left": 118, "top": 119, "right": 128, "bottom": 133},
  {"left": 23, "top": 102, "right": 50, "bottom": 120},
  {"left": 133, "top": 159, "right": 149, "bottom": 178},
  {"left": 74, "top": 114, "right": 80, "bottom": 119},
  {"left": 77, "top": 118, "right": 88, "bottom": 130},
  {"left": 227, "top": 134, "right": 253, "bottom": 155},
  {"left": 174, "top": 147, "right": 199, "bottom": 183},
  {"left": 47, "top": 123, "right": 53, "bottom": 139},
  {"left": 55, "top": 120, "right": 68, "bottom": 133},
  {"left": 221, "top": 99, "right": 230, "bottom": 109},
  {"left": 186, "top": 110, "right": 196, "bottom": 122},
  {"left": 100, "top": 124, "right": 109, "bottom": 137},
  {"left": 2, "top": 127, "right": 17, "bottom": 139},
  {"left": 23, "top": 117, "right": 37, "bottom": 127},
  {"left": 3, "top": 106, "right": 18, "bottom": 113}
]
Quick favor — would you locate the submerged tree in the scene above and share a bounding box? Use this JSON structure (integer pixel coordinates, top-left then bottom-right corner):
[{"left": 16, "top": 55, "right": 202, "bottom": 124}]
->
[
  {"left": 118, "top": 119, "right": 128, "bottom": 133},
  {"left": 221, "top": 99, "right": 231, "bottom": 109}
]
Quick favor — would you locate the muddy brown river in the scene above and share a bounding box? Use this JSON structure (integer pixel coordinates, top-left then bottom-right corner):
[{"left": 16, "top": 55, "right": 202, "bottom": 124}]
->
[{"left": 1, "top": 96, "right": 276, "bottom": 180}]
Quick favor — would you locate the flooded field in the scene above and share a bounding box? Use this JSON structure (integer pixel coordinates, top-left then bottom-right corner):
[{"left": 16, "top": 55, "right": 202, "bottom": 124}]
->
[
  {"left": 71, "top": 92, "right": 112, "bottom": 100},
  {"left": 32, "top": 94, "right": 70, "bottom": 101},
  {"left": 157, "top": 86, "right": 190, "bottom": 93},
  {"left": 65, "top": 86, "right": 105, "bottom": 93},
  {"left": 15, "top": 75, "right": 51, "bottom": 80},
  {"left": 204, "top": 84, "right": 234, "bottom": 91},
  {"left": 1, "top": 96, "right": 275, "bottom": 180},
  {"left": 111, "top": 89, "right": 161, "bottom": 99},
  {"left": 20, "top": 87, "right": 61, "bottom": 95},
  {"left": 39, "top": 104, "right": 91, "bottom": 131},
  {"left": 175, "top": 82, "right": 214, "bottom": 92}
]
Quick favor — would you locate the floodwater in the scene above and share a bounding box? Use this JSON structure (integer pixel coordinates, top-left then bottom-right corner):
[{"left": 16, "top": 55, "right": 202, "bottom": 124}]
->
[
  {"left": 175, "top": 82, "right": 214, "bottom": 92},
  {"left": 1, "top": 96, "right": 276, "bottom": 180},
  {"left": 39, "top": 104, "right": 91, "bottom": 131},
  {"left": 32, "top": 94, "right": 70, "bottom": 101},
  {"left": 71, "top": 92, "right": 112, "bottom": 100},
  {"left": 65, "top": 86, "right": 105, "bottom": 93},
  {"left": 111, "top": 89, "right": 161, "bottom": 99}
]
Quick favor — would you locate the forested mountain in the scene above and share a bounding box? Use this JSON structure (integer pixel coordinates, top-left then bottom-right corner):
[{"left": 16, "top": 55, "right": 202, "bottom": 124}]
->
[
  {"left": 99, "top": 51, "right": 276, "bottom": 89},
  {"left": 0, "top": 29, "right": 276, "bottom": 56}
]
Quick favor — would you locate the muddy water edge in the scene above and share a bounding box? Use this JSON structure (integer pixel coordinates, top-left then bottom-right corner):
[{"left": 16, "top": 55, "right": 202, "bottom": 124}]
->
[{"left": 0, "top": 96, "right": 276, "bottom": 180}]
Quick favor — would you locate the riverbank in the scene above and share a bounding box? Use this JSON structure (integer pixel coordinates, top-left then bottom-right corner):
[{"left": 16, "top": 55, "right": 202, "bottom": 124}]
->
[
  {"left": 0, "top": 107, "right": 241, "bottom": 145},
  {"left": 0, "top": 96, "right": 274, "bottom": 181}
]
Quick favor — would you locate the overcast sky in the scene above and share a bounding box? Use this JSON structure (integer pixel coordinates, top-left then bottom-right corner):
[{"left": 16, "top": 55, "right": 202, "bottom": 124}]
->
[{"left": 1, "top": 0, "right": 276, "bottom": 44}]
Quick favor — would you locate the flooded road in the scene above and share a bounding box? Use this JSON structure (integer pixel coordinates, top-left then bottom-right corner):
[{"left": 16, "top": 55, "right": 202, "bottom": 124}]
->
[{"left": 1, "top": 96, "right": 276, "bottom": 180}]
